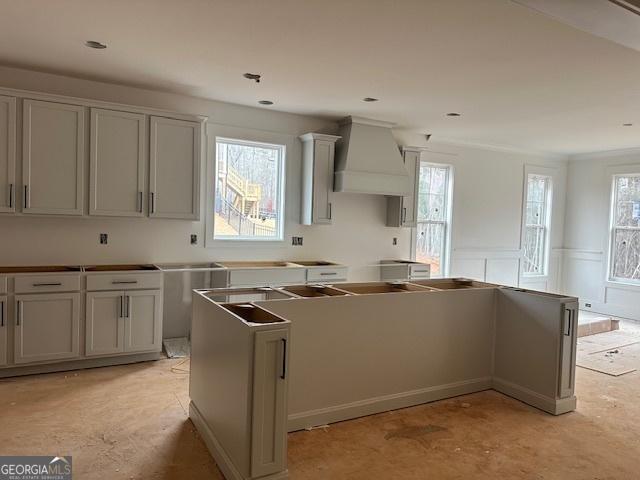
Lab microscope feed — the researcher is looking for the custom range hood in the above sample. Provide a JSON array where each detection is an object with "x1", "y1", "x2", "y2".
[{"x1": 333, "y1": 116, "x2": 411, "y2": 196}]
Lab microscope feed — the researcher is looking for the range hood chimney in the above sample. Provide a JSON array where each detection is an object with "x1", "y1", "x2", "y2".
[{"x1": 333, "y1": 116, "x2": 411, "y2": 196}]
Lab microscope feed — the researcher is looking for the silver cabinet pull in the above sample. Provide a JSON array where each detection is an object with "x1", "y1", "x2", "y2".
[
  {"x1": 118, "y1": 295, "x2": 123, "y2": 318},
  {"x1": 280, "y1": 338, "x2": 287, "y2": 380},
  {"x1": 126, "y1": 295, "x2": 130, "y2": 318},
  {"x1": 402, "y1": 207, "x2": 407, "y2": 223},
  {"x1": 150, "y1": 192, "x2": 155, "y2": 214},
  {"x1": 138, "y1": 191, "x2": 143, "y2": 213},
  {"x1": 23, "y1": 185, "x2": 29, "y2": 209},
  {"x1": 16, "y1": 300, "x2": 21, "y2": 326},
  {"x1": 111, "y1": 280, "x2": 138, "y2": 285},
  {"x1": 32, "y1": 282, "x2": 62, "y2": 287},
  {"x1": 328, "y1": 202, "x2": 332, "y2": 220},
  {"x1": 0, "y1": 300, "x2": 4, "y2": 327},
  {"x1": 8, "y1": 184, "x2": 13, "y2": 208},
  {"x1": 320, "y1": 272, "x2": 337, "y2": 276},
  {"x1": 564, "y1": 309, "x2": 573, "y2": 336}
]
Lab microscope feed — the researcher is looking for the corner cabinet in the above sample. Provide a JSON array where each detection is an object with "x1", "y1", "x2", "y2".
[
  {"x1": 22, "y1": 100, "x2": 85, "y2": 215},
  {"x1": 149, "y1": 116, "x2": 201, "y2": 220},
  {"x1": 90, "y1": 108, "x2": 146, "y2": 217},
  {"x1": 386, "y1": 147, "x2": 420, "y2": 228},
  {"x1": 299, "y1": 133, "x2": 341, "y2": 225},
  {"x1": 0, "y1": 96, "x2": 16, "y2": 213}
]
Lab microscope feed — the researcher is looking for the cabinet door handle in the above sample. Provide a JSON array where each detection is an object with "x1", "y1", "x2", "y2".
[
  {"x1": 138, "y1": 191, "x2": 143, "y2": 213},
  {"x1": 24, "y1": 185, "x2": 29, "y2": 209},
  {"x1": 150, "y1": 192, "x2": 155, "y2": 214},
  {"x1": 111, "y1": 280, "x2": 138, "y2": 285},
  {"x1": 402, "y1": 207, "x2": 407, "y2": 223},
  {"x1": 32, "y1": 282, "x2": 62, "y2": 287},
  {"x1": 328, "y1": 202, "x2": 332, "y2": 220},
  {"x1": 126, "y1": 295, "x2": 130, "y2": 318},
  {"x1": 320, "y1": 272, "x2": 337, "y2": 276},
  {"x1": 0, "y1": 300, "x2": 4, "y2": 327},
  {"x1": 564, "y1": 309, "x2": 572, "y2": 336},
  {"x1": 118, "y1": 295, "x2": 123, "y2": 318},
  {"x1": 8, "y1": 183, "x2": 13, "y2": 208},
  {"x1": 280, "y1": 338, "x2": 287, "y2": 380},
  {"x1": 16, "y1": 300, "x2": 21, "y2": 326}
]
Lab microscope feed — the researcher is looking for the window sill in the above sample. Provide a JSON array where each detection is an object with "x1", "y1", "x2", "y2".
[{"x1": 605, "y1": 279, "x2": 640, "y2": 291}]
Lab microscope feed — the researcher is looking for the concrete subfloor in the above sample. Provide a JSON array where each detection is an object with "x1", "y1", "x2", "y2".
[{"x1": 0, "y1": 358, "x2": 639, "y2": 480}]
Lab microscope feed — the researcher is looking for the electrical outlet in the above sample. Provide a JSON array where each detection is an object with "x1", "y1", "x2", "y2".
[
  {"x1": 585, "y1": 302, "x2": 592, "y2": 308},
  {"x1": 190, "y1": 234, "x2": 198, "y2": 245},
  {"x1": 392, "y1": 237, "x2": 398, "y2": 246},
  {"x1": 292, "y1": 236, "x2": 303, "y2": 246},
  {"x1": 99, "y1": 233, "x2": 108, "y2": 245}
]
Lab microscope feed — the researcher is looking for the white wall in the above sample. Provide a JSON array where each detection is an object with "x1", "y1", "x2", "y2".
[
  {"x1": 394, "y1": 133, "x2": 568, "y2": 290},
  {"x1": 562, "y1": 149, "x2": 640, "y2": 319},
  {"x1": 0, "y1": 66, "x2": 411, "y2": 280}
]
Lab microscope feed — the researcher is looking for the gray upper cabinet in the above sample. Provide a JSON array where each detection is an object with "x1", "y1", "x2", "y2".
[
  {"x1": 149, "y1": 116, "x2": 201, "y2": 220},
  {"x1": 386, "y1": 147, "x2": 420, "y2": 228},
  {"x1": 0, "y1": 96, "x2": 16, "y2": 213},
  {"x1": 90, "y1": 108, "x2": 146, "y2": 217},
  {"x1": 299, "y1": 133, "x2": 340, "y2": 225},
  {"x1": 22, "y1": 99, "x2": 85, "y2": 215}
]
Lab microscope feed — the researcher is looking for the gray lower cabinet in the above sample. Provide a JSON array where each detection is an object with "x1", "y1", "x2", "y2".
[
  {"x1": 86, "y1": 291, "x2": 125, "y2": 356},
  {"x1": 124, "y1": 290, "x2": 162, "y2": 353},
  {"x1": 251, "y1": 329, "x2": 288, "y2": 478},
  {"x1": 89, "y1": 108, "x2": 146, "y2": 217},
  {"x1": 86, "y1": 289, "x2": 162, "y2": 356},
  {"x1": 0, "y1": 296, "x2": 7, "y2": 366},
  {"x1": 14, "y1": 292, "x2": 80, "y2": 364},
  {"x1": 22, "y1": 99, "x2": 85, "y2": 215},
  {"x1": 0, "y1": 95, "x2": 16, "y2": 214}
]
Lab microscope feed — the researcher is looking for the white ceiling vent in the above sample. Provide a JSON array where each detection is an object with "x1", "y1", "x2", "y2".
[{"x1": 513, "y1": 0, "x2": 640, "y2": 51}]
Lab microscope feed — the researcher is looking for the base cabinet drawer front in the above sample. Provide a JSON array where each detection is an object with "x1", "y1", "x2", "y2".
[
  {"x1": 228, "y1": 268, "x2": 306, "y2": 287},
  {"x1": 251, "y1": 328, "x2": 288, "y2": 478},
  {"x1": 14, "y1": 274, "x2": 81, "y2": 294},
  {"x1": 0, "y1": 276, "x2": 6, "y2": 294},
  {"x1": 86, "y1": 273, "x2": 162, "y2": 292},
  {"x1": 409, "y1": 264, "x2": 430, "y2": 279},
  {"x1": 124, "y1": 290, "x2": 162, "y2": 353},
  {"x1": 306, "y1": 267, "x2": 348, "y2": 283},
  {"x1": 14, "y1": 292, "x2": 80, "y2": 364},
  {"x1": 0, "y1": 296, "x2": 7, "y2": 366},
  {"x1": 86, "y1": 291, "x2": 125, "y2": 356}
]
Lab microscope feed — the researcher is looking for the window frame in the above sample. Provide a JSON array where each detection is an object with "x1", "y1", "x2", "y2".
[
  {"x1": 205, "y1": 124, "x2": 292, "y2": 248},
  {"x1": 607, "y1": 172, "x2": 640, "y2": 286},
  {"x1": 412, "y1": 160, "x2": 454, "y2": 278},
  {"x1": 521, "y1": 172, "x2": 553, "y2": 278}
]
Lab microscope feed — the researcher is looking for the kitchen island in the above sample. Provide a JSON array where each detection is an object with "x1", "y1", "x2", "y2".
[{"x1": 189, "y1": 279, "x2": 578, "y2": 480}]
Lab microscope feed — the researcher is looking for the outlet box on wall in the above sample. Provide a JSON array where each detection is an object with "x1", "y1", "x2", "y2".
[{"x1": 99, "y1": 233, "x2": 108, "y2": 245}]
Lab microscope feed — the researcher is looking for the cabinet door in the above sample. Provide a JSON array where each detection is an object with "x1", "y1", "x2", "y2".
[
  {"x1": 90, "y1": 109, "x2": 145, "y2": 217},
  {"x1": 14, "y1": 292, "x2": 80, "y2": 364},
  {"x1": 0, "y1": 296, "x2": 7, "y2": 366},
  {"x1": 22, "y1": 100, "x2": 85, "y2": 215},
  {"x1": 149, "y1": 116, "x2": 201, "y2": 219},
  {"x1": 251, "y1": 328, "x2": 288, "y2": 478},
  {"x1": 86, "y1": 291, "x2": 125, "y2": 356},
  {"x1": 124, "y1": 290, "x2": 162, "y2": 353},
  {"x1": 312, "y1": 140, "x2": 334, "y2": 224},
  {"x1": 402, "y1": 150, "x2": 419, "y2": 227},
  {"x1": 0, "y1": 96, "x2": 16, "y2": 213}
]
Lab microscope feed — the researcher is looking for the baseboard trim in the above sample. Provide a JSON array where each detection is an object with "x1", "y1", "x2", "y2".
[
  {"x1": 492, "y1": 377, "x2": 576, "y2": 415},
  {"x1": 287, "y1": 377, "x2": 493, "y2": 431},
  {"x1": 0, "y1": 352, "x2": 162, "y2": 378},
  {"x1": 189, "y1": 401, "x2": 289, "y2": 480}
]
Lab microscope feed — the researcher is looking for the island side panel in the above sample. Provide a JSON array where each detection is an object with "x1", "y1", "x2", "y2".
[
  {"x1": 493, "y1": 288, "x2": 578, "y2": 415},
  {"x1": 257, "y1": 288, "x2": 496, "y2": 431}
]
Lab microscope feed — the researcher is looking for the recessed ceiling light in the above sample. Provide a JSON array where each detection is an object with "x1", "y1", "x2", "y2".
[
  {"x1": 446, "y1": 112, "x2": 461, "y2": 117},
  {"x1": 85, "y1": 40, "x2": 107, "y2": 49},
  {"x1": 258, "y1": 100, "x2": 274, "y2": 105},
  {"x1": 244, "y1": 73, "x2": 261, "y2": 83},
  {"x1": 623, "y1": 123, "x2": 633, "y2": 126},
  {"x1": 363, "y1": 97, "x2": 379, "y2": 102}
]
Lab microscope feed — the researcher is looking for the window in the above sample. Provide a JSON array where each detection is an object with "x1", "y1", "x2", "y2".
[
  {"x1": 609, "y1": 174, "x2": 640, "y2": 283},
  {"x1": 523, "y1": 174, "x2": 552, "y2": 276},
  {"x1": 415, "y1": 163, "x2": 452, "y2": 277},
  {"x1": 214, "y1": 138, "x2": 285, "y2": 241}
]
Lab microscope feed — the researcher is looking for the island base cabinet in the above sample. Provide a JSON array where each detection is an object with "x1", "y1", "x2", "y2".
[
  {"x1": 0, "y1": 297, "x2": 6, "y2": 366},
  {"x1": 124, "y1": 290, "x2": 162, "y2": 353},
  {"x1": 251, "y1": 329, "x2": 288, "y2": 478},
  {"x1": 14, "y1": 293, "x2": 80, "y2": 364}
]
